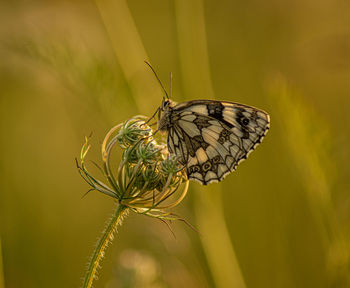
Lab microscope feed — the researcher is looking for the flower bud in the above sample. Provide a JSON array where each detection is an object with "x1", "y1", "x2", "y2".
[{"x1": 77, "y1": 116, "x2": 189, "y2": 219}]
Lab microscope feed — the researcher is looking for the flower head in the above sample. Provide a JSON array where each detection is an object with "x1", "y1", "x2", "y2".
[{"x1": 77, "y1": 116, "x2": 188, "y2": 219}]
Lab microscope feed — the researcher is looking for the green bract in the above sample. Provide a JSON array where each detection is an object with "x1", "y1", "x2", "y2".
[{"x1": 116, "y1": 117, "x2": 152, "y2": 148}]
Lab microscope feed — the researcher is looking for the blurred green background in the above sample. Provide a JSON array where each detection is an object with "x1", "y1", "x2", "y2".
[{"x1": 1, "y1": 0, "x2": 350, "y2": 287}]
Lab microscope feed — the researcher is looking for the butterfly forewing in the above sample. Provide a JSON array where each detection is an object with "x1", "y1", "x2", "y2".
[{"x1": 165, "y1": 100, "x2": 270, "y2": 185}]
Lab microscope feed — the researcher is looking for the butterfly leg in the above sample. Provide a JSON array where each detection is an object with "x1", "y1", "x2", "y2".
[{"x1": 143, "y1": 107, "x2": 160, "y2": 126}]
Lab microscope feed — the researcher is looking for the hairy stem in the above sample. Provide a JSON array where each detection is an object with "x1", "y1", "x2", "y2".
[{"x1": 83, "y1": 204, "x2": 128, "y2": 288}]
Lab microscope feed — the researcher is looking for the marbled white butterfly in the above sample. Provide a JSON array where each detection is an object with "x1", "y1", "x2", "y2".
[{"x1": 146, "y1": 63, "x2": 270, "y2": 185}]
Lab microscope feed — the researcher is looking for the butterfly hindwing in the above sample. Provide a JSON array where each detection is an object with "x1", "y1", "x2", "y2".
[{"x1": 167, "y1": 100, "x2": 270, "y2": 185}]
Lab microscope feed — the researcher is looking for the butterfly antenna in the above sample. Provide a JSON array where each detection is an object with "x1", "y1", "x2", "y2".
[{"x1": 144, "y1": 61, "x2": 169, "y2": 99}]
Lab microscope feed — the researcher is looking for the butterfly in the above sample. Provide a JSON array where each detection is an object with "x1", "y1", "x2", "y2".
[{"x1": 146, "y1": 62, "x2": 270, "y2": 185}]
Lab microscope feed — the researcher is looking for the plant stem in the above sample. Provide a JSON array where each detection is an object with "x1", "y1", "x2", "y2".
[{"x1": 83, "y1": 204, "x2": 128, "y2": 288}]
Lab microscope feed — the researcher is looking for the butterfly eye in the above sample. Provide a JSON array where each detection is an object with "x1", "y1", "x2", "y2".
[{"x1": 161, "y1": 99, "x2": 168, "y2": 109}]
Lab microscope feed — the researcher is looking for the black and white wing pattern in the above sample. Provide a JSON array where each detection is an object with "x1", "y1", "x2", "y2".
[{"x1": 166, "y1": 100, "x2": 270, "y2": 185}]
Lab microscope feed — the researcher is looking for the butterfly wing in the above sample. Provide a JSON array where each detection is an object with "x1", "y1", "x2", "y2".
[{"x1": 167, "y1": 100, "x2": 270, "y2": 185}]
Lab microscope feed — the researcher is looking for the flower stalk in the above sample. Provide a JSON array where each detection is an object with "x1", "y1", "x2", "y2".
[{"x1": 82, "y1": 204, "x2": 128, "y2": 288}]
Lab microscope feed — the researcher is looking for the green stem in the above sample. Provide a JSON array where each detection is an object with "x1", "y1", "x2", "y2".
[{"x1": 83, "y1": 204, "x2": 128, "y2": 288}]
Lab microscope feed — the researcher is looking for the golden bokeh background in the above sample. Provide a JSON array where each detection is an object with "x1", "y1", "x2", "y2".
[{"x1": 1, "y1": 1, "x2": 350, "y2": 287}]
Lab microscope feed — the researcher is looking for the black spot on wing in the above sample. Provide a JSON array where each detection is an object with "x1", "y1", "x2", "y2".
[
  {"x1": 233, "y1": 110, "x2": 250, "y2": 139},
  {"x1": 207, "y1": 102, "x2": 234, "y2": 129},
  {"x1": 193, "y1": 115, "x2": 211, "y2": 129}
]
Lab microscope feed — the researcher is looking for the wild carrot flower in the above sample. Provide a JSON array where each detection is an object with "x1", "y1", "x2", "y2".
[{"x1": 77, "y1": 115, "x2": 189, "y2": 288}]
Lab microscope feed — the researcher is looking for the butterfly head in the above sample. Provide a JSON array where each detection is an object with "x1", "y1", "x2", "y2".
[
  {"x1": 157, "y1": 98, "x2": 176, "y2": 131},
  {"x1": 160, "y1": 98, "x2": 177, "y2": 112}
]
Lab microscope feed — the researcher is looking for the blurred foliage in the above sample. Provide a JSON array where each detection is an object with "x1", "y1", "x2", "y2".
[{"x1": 1, "y1": 0, "x2": 350, "y2": 287}]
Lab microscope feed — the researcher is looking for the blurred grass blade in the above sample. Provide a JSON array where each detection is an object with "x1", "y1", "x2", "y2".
[
  {"x1": 268, "y1": 77, "x2": 350, "y2": 286},
  {"x1": 175, "y1": 1, "x2": 246, "y2": 287},
  {"x1": 268, "y1": 77, "x2": 334, "y2": 233},
  {"x1": 94, "y1": 0, "x2": 163, "y2": 114},
  {"x1": 195, "y1": 189, "x2": 246, "y2": 288},
  {"x1": 0, "y1": 239, "x2": 5, "y2": 288},
  {"x1": 174, "y1": 0, "x2": 214, "y2": 100}
]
